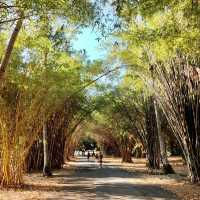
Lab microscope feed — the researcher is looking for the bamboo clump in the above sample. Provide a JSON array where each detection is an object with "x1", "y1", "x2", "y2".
[{"x1": 153, "y1": 54, "x2": 200, "y2": 183}]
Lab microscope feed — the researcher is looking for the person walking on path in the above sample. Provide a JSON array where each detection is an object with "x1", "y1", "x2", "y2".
[
  {"x1": 87, "y1": 151, "x2": 91, "y2": 161},
  {"x1": 99, "y1": 151, "x2": 103, "y2": 168},
  {"x1": 92, "y1": 151, "x2": 95, "y2": 157}
]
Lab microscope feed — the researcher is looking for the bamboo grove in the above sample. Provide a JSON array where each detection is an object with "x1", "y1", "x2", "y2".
[{"x1": 0, "y1": 0, "x2": 200, "y2": 188}]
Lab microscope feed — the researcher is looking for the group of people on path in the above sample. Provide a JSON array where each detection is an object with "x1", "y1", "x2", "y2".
[{"x1": 87, "y1": 151, "x2": 103, "y2": 168}]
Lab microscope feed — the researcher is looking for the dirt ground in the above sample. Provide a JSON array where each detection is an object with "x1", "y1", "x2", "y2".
[
  {"x1": 105, "y1": 157, "x2": 200, "y2": 200},
  {"x1": 0, "y1": 157, "x2": 199, "y2": 200}
]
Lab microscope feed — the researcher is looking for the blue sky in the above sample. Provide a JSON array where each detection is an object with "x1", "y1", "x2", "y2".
[
  {"x1": 71, "y1": 1, "x2": 117, "y2": 61},
  {"x1": 72, "y1": 27, "x2": 107, "y2": 61}
]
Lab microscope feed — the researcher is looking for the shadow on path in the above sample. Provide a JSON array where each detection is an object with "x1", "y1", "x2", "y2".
[{"x1": 23, "y1": 157, "x2": 179, "y2": 200}]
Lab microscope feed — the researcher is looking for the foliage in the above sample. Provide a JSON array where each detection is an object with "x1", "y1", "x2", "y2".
[
  {"x1": 0, "y1": 0, "x2": 200, "y2": 187},
  {"x1": 107, "y1": 0, "x2": 200, "y2": 181},
  {"x1": 0, "y1": 12, "x2": 104, "y2": 185}
]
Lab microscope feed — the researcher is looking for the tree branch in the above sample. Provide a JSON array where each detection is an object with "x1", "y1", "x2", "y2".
[
  {"x1": 0, "y1": 12, "x2": 24, "y2": 79},
  {"x1": 70, "y1": 65, "x2": 125, "y2": 97}
]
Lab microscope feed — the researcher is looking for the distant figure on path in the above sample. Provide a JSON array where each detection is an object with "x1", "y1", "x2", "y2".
[
  {"x1": 99, "y1": 152, "x2": 103, "y2": 168},
  {"x1": 92, "y1": 151, "x2": 95, "y2": 157},
  {"x1": 82, "y1": 150, "x2": 85, "y2": 156},
  {"x1": 87, "y1": 151, "x2": 91, "y2": 161}
]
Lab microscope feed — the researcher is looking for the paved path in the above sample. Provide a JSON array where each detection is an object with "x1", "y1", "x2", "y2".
[
  {"x1": 56, "y1": 157, "x2": 178, "y2": 200},
  {"x1": 0, "y1": 157, "x2": 179, "y2": 200}
]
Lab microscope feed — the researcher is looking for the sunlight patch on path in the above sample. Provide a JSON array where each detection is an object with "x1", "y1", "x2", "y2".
[{"x1": 69, "y1": 157, "x2": 178, "y2": 200}]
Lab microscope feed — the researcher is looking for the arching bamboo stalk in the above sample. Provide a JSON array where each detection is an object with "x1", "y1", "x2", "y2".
[{"x1": 153, "y1": 54, "x2": 200, "y2": 183}]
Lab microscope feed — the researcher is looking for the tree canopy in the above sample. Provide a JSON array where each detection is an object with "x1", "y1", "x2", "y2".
[{"x1": 0, "y1": 0, "x2": 200, "y2": 187}]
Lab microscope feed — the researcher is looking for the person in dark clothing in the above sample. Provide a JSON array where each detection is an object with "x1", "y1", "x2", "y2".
[
  {"x1": 87, "y1": 151, "x2": 91, "y2": 161},
  {"x1": 92, "y1": 151, "x2": 95, "y2": 157},
  {"x1": 99, "y1": 152, "x2": 103, "y2": 168}
]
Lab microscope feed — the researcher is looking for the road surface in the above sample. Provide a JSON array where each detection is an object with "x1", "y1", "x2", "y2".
[{"x1": 0, "y1": 157, "x2": 178, "y2": 200}]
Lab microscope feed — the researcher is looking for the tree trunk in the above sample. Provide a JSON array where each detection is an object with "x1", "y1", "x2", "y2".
[
  {"x1": 153, "y1": 55, "x2": 200, "y2": 183},
  {"x1": 26, "y1": 128, "x2": 66, "y2": 172},
  {"x1": 122, "y1": 153, "x2": 132, "y2": 163},
  {"x1": 154, "y1": 99, "x2": 174, "y2": 174},
  {"x1": 183, "y1": 140, "x2": 200, "y2": 183},
  {"x1": 26, "y1": 113, "x2": 68, "y2": 172},
  {"x1": 150, "y1": 66, "x2": 174, "y2": 174},
  {"x1": 183, "y1": 101, "x2": 200, "y2": 183},
  {"x1": 145, "y1": 97, "x2": 160, "y2": 170},
  {"x1": 43, "y1": 123, "x2": 52, "y2": 177},
  {"x1": 121, "y1": 145, "x2": 133, "y2": 163},
  {"x1": 0, "y1": 13, "x2": 23, "y2": 79}
]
